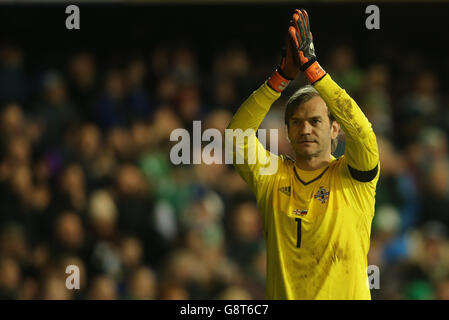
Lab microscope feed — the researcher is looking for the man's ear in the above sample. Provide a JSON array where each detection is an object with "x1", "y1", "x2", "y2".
[
  {"x1": 285, "y1": 125, "x2": 290, "y2": 142},
  {"x1": 331, "y1": 121, "x2": 340, "y2": 140}
]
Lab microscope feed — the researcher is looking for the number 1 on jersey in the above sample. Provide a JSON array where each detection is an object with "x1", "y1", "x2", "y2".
[{"x1": 295, "y1": 218, "x2": 302, "y2": 248}]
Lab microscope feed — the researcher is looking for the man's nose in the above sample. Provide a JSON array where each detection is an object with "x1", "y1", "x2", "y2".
[{"x1": 299, "y1": 121, "x2": 313, "y2": 135}]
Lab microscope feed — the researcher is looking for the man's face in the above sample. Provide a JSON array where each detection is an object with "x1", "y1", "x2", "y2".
[{"x1": 287, "y1": 96, "x2": 339, "y2": 159}]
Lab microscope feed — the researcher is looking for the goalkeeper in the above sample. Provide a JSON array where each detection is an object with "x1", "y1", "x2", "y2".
[{"x1": 227, "y1": 9, "x2": 379, "y2": 299}]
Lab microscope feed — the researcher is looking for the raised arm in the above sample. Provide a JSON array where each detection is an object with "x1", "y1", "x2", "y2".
[
  {"x1": 314, "y1": 75, "x2": 379, "y2": 178},
  {"x1": 290, "y1": 9, "x2": 379, "y2": 181},
  {"x1": 226, "y1": 83, "x2": 279, "y2": 194},
  {"x1": 226, "y1": 24, "x2": 302, "y2": 193}
]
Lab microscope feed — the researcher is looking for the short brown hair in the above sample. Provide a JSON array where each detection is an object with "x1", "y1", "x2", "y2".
[{"x1": 285, "y1": 85, "x2": 338, "y2": 153}]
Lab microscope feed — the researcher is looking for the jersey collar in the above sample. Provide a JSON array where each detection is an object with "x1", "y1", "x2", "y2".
[{"x1": 293, "y1": 156, "x2": 336, "y2": 186}]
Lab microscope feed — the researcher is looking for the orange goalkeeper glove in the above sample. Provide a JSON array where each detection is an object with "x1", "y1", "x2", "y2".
[
  {"x1": 267, "y1": 9, "x2": 326, "y2": 92},
  {"x1": 289, "y1": 9, "x2": 326, "y2": 84},
  {"x1": 267, "y1": 16, "x2": 301, "y2": 93}
]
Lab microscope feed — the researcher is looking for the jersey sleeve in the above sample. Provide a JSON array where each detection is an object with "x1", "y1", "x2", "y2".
[
  {"x1": 226, "y1": 81, "x2": 281, "y2": 197},
  {"x1": 313, "y1": 74, "x2": 379, "y2": 181}
]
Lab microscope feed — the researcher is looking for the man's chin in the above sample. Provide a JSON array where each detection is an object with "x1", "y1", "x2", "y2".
[{"x1": 295, "y1": 148, "x2": 320, "y2": 159}]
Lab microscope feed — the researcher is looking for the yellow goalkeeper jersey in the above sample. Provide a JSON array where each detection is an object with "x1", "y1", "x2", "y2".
[{"x1": 227, "y1": 74, "x2": 379, "y2": 300}]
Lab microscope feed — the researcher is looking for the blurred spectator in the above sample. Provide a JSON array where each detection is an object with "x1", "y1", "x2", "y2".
[
  {"x1": 67, "y1": 52, "x2": 98, "y2": 122},
  {"x1": 0, "y1": 43, "x2": 26, "y2": 106},
  {"x1": 87, "y1": 275, "x2": 118, "y2": 300},
  {"x1": 74, "y1": 123, "x2": 115, "y2": 190},
  {"x1": 436, "y1": 278, "x2": 449, "y2": 300},
  {"x1": 360, "y1": 65, "x2": 394, "y2": 138},
  {"x1": 414, "y1": 222, "x2": 449, "y2": 283},
  {"x1": 420, "y1": 160, "x2": 449, "y2": 228},
  {"x1": 88, "y1": 189, "x2": 118, "y2": 241},
  {"x1": 124, "y1": 56, "x2": 152, "y2": 120},
  {"x1": 225, "y1": 202, "x2": 264, "y2": 270},
  {"x1": 211, "y1": 46, "x2": 254, "y2": 107},
  {"x1": 90, "y1": 241, "x2": 121, "y2": 279},
  {"x1": 327, "y1": 45, "x2": 364, "y2": 95},
  {"x1": 158, "y1": 281, "x2": 189, "y2": 300},
  {"x1": 107, "y1": 127, "x2": 136, "y2": 162},
  {"x1": 172, "y1": 46, "x2": 198, "y2": 86},
  {"x1": 0, "y1": 218, "x2": 30, "y2": 262},
  {"x1": 0, "y1": 256, "x2": 21, "y2": 299},
  {"x1": 375, "y1": 136, "x2": 420, "y2": 233},
  {"x1": 119, "y1": 236, "x2": 144, "y2": 275},
  {"x1": 161, "y1": 250, "x2": 203, "y2": 298},
  {"x1": 398, "y1": 70, "x2": 442, "y2": 145},
  {"x1": 245, "y1": 247, "x2": 267, "y2": 299},
  {"x1": 213, "y1": 46, "x2": 250, "y2": 80},
  {"x1": 126, "y1": 266, "x2": 156, "y2": 300},
  {"x1": 154, "y1": 75, "x2": 178, "y2": 106},
  {"x1": 41, "y1": 273, "x2": 73, "y2": 300},
  {"x1": 35, "y1": 71, "x2": 79, "y2": 150},
  {"x1": 217, "y1": 285, "x2": 253, "y2": 300},
  {"x1": 56, "y1": 163, "x2": 87, "y2": 213},
  {"x1": 94, "y1": 70, "x2": 126, "y2": 130},
  {"x1": 175, "y1": 84, "x2": 203, "y2": 130},
  {"x1": 19, "y1": 277, "x2": 39, "y2": 300},
  {"x1": 211, "y1": 78, "x2": 238, "y2": 110},
  {"x1": 149, "y1": 46, "x2": 171, "y2": 80},
  {"x1": 1, "y1": 103, "x2": 24, "y2": 138},
  {"x1": 115, "y1": 164, "x2": 168, "y2": 267},
  {"x1": 149, "y1": 106, "x2": 182, "y2": 147},
  {"x1": 203, "y1": 109, "x2": 232, "y2": 137},
  {"x1": 52, "y1": 212, "x2": 87, "y2": 258}
]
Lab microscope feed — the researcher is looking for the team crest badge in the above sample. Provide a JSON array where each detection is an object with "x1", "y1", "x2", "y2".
[
  {"x1": 314, "y1": 186, "x2": 330, "y2": 204},
  {"x1": 293, "y1": 209, "x2": 308, "y2": 216}
]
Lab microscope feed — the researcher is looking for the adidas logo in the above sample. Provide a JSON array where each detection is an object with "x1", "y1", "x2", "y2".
[{"x1": 279, "y1": 186, "x2": 291, "y2": 196}]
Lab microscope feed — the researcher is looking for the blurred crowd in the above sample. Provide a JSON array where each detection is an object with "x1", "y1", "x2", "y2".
[{"x1": 0, "y1": 38, "x2": 449, "y2": 300}]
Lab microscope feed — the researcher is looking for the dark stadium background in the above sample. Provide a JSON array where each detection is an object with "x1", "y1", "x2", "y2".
[
  {"x1": 1, "y1": 3, "x2": 448, "y2": 79},
  {"x1": 0, "y1": 2, "x2": 449, "y2": 300}
]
